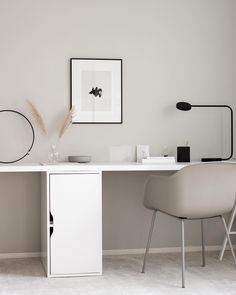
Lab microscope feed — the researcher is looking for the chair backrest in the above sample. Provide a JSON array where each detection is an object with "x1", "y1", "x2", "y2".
[{"x1": 144, "y1": 163, "x2": 236, "y2": 218}]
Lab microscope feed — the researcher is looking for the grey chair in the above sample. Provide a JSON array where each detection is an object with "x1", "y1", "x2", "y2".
[{"x1": 141, "y1": 163, "x2": 236, "y2": 288}]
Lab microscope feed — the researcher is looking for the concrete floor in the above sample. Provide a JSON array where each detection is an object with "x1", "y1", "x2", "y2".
[{"x1": 0, "y1": 252, "x2": 235, "y2": 295}]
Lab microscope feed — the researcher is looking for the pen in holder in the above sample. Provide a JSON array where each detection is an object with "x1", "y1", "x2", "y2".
[{"x1": 177, "y1": 146, "x2": 190, "y2": 162}]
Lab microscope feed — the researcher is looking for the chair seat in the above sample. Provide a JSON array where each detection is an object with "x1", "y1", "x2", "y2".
[{"x1": 144, "y1": 163, "x2": 236, "y2": 219}]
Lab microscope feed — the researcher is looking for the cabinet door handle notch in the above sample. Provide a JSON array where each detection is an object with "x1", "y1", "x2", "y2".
[{"x1": 50, "y1": 212, "x2": 54, "y2": 237}]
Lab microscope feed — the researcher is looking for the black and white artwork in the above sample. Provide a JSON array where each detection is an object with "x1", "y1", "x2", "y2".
[{"x1": 70, "y1": 58, "x2": 122, "y2": 123}]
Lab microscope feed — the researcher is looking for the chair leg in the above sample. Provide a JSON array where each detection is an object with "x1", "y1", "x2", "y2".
[
  {"x1": 220, "y1": 216, "x2": 236, "y2": 267},
  {"x1": 219, "y1": 199, "x2": 236, "y2": 261},
  {"x1": 141, "y1": 210, "x2": 157, "y2": 273},
  {"x1": 201, "y1": 219, "x2": 206, "y2": 267},
  {"x1": 181, "y1": 219, "x2": 185, "y2": 288}
]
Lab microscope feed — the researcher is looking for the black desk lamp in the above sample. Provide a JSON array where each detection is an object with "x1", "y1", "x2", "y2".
[{"x1": 176, "y1": 101, "x2": 233, "y2": 162}]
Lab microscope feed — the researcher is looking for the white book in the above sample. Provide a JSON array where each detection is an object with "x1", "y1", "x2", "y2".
[{"x1": 142, "y1": 156, "x2": 175, "y2": 164}]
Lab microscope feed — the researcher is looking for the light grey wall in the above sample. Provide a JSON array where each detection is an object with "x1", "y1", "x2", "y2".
[
  {"x1": 0, "y1": 0, "x2": 235, "y2": 253},
  {"x1": 0, "y1": 173, "x2": 41, "y2": 253}
]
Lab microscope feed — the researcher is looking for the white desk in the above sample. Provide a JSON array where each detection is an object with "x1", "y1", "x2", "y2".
[
  {"x1": 0, "y1": 162, "x2": 189, "y2": 277},
  {"x1": 0, "y1": 162, "x2": 188, "y2": 172}
]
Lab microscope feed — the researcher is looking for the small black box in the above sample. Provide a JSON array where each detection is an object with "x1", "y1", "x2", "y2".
[{"x1": 177, "y1": 146, "x2": 190, "y2": 162}]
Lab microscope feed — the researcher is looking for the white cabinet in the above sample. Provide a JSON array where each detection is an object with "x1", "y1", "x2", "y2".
[{"x1": 41, "y1": 172, "x2": 102, "y2": 277}]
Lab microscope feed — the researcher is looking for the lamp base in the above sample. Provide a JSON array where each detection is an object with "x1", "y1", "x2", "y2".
[{"x1": 201, "y1": 157, "x2": 222, "y2": 162}]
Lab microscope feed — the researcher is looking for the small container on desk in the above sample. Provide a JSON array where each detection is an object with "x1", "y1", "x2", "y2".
[{"x1": 177, "y1": 146, "x2": 190, "y2": 162}]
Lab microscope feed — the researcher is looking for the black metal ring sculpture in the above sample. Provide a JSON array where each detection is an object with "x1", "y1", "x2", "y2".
[{"x1": 0, "y1": 110, "x2": 35, "y2": 164}]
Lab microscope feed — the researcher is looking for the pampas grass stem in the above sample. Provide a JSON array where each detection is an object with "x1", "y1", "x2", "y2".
[
  {"x1": 59, "y1": 107, "x2": 75, "y2": 139},
  {"x1": 27, "y1": 99, "x2": 47, "y2": 135}
]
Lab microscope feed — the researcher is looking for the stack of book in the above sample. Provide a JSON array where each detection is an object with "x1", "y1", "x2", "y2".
[{"x1": 141, "y1": 156, "x2": 175, "y2": 164}]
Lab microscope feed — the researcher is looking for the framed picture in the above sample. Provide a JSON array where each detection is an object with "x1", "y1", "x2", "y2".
[{"x1": 70, "y1": 58, "x2": 122, "y2": 124}]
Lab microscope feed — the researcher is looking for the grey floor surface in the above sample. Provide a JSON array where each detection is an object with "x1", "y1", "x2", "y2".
[{"x1": 0, "y1": 252, "x2": 235, "y2": 295}]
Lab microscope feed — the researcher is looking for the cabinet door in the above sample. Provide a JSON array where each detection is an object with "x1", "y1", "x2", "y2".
[{"x1": 50, "y1": 173, "x2": 101, "y2": 276}]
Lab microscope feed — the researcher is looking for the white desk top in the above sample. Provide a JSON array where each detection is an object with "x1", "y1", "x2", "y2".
[
  {"x1": 0, "y1": 162, "x2": 190, "y2": 172},
  {"x1": 1, "y1": 161, "x2": 235, "y2": 172}
]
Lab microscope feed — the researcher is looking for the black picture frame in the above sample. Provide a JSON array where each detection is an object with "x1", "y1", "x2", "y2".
[{"x1": 70, "y1": 58, "x2": 123, "y2": 124}]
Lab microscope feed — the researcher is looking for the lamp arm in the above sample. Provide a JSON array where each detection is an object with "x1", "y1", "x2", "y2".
[
  {"x1": 222, "y1": 105, "x2": 233, "y2": 161},
  {"x1": 191, "y1": 104, "x2": 233, "y2": 161}
]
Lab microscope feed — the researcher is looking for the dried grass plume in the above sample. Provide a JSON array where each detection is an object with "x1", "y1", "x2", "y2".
[
  {"x1": 27, "y1": 99, "x2": 47, "y2": 135},
  {"x1": 59, "y1": 107, "x2": 75, "y2": 139}
]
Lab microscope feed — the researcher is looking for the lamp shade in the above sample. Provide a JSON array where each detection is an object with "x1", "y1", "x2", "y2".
[{"x1": 176, "y1": 102, "x2": 192, "y2": 111}]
